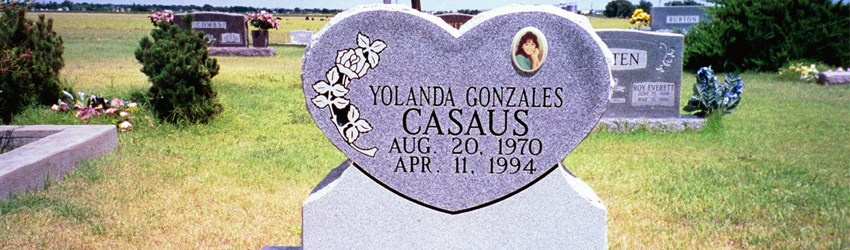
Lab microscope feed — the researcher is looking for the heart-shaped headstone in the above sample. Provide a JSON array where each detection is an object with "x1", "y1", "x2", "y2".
[{"x1": 303, "y1": 5, "x2": 613, "y2": 213}]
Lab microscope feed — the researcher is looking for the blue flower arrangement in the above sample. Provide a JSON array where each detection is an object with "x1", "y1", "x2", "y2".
[{"x1": 683, "y1": 66, "x2": 744, "y2": 117}]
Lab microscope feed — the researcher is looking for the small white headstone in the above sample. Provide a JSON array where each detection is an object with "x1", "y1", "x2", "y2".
[{"x1": 289, "y1": 30, "x2": 313, "y2": 45}]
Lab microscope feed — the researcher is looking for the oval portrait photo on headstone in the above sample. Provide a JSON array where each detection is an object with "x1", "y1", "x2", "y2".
[{"x1": 512, "y1": 27, "x2": 547, "y2": 73}]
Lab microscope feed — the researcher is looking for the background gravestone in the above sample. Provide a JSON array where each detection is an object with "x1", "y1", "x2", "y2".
[
  {"x1": 596, "y1": 29, "x2": 703, "y2": 131},
  {"x1": 650, "y1": 6, "x2": 710, "y2": 33},
  {"x1": 298, "y1": 4, "x2": 611, "y2": 249},
  {"x1": 288, "y1": 30, "x2": 313, "y2": 45},
  {"x1": 597, "y1": 29, "x2": 682, "y2": 118},
  {"x1": 174, "y1": 12, "x2": 248, "y2": 47},
  {"x1": 437, "y1": 13, "x2": 473, "y2": 29}
]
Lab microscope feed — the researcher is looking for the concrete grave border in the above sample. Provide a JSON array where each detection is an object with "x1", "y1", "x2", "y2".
[{"x1": 0, "y1": 125, "x2": 117, "y2": 198}]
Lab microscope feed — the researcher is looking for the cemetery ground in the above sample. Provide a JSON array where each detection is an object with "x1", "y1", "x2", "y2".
[{"x1": 0, "y1": 13, "x2": 848, "y2": 249}]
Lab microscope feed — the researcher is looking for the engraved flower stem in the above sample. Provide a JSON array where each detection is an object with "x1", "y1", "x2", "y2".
[{"x1": 324, "y1": 73, "x2": 378, "y2": 157}]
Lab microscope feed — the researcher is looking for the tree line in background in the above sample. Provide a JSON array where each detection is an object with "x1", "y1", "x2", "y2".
[
  {"x1": 603, "y1": 0, "x2": 657, "y2": 18},
  {"x1": 23, "y1": 0, "x2": 342, "y2": 14},
  {"x1": 603, "y1": 0, "x2": 703, "y2": 18}
]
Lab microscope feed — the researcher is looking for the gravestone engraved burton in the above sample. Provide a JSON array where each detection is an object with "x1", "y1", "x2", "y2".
[
  {"x1": 298, "y1": 4, "x2": 612, "y2": 249},
  {"x1": 650, "y1": 6, "x2": 710, "y2": 33}
]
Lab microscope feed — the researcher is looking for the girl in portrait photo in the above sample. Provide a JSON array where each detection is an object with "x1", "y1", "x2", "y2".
[{"x1": 513, "y1": 28, "x2": 546, "y2": 72}]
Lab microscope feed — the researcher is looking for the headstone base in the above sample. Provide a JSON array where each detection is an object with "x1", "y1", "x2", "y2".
[
  {"x1": 209, "y1": 47, "x2": 276, "y2": 57},
  {"x1": 300, "y1": 160, "x2": 607, "y2": 249},
  {"x1": 598, "y1": 115, "x2": 705, "y2": 132}
]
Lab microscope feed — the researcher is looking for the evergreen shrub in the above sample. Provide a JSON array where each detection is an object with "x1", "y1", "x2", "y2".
[
  {"x1": 0, "y1": 1, "x2": 65, "y2": 123},
  {"x1": 684, "y1": 0, "x2": 850, "y2": 72},
  {"x1": 134, "y1": 14, "x2": 221, "y2": 123}
]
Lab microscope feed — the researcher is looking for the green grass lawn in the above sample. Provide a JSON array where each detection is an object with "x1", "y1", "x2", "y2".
[{"x1": 1, "y1": 12, "x2": 848, "y2": 249}]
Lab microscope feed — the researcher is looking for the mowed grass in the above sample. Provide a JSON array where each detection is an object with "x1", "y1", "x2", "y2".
[{"x1": 2, "y1": 12, "x2": 848, "y2": 249}]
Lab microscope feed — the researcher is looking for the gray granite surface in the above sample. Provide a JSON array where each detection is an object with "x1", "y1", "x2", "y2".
[
  {"x1": 301, "y1": 160, "x2": 607, "y2": 249},
  {"x1": 302, "y1": 4, "x2": 613, "y2": 213},
  {"x1": 650, "y1": 6, "x2": 710, "y2": 33},
  {"x1": 597, "y1": 29, "x2": 684, "y2": 119}
]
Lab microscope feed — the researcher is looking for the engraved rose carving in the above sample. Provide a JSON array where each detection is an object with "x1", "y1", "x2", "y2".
[
  {"x1": 310, "y1": 32, "x2": 386, "y2": 157},
  {"x1": 312, "y1": 67, "x2": 351, "y2": 109},
  {"x1": 335, "y1": 33, "x2": 387, "y2": 80},
  {"x1": 336, "y1": 48, "x2": 369, "y2": 79}
]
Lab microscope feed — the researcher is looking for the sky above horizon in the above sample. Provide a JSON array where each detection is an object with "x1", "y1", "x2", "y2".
[{"x1": 62, "y1": 0, "x2": 704, "y2": 12}]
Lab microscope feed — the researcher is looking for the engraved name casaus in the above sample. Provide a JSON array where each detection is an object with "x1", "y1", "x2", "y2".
[{"x1": 303, "y1": 7, "x2": 612, "y2": 213}]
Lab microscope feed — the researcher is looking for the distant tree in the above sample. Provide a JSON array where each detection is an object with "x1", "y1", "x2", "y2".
[
  {"x1": 638, "y1": 0, "x2": 653, "y2": 14},
  {"x1": 457, "y1": 9, "x2": 480, "y2": 15},
  {"x1": 664, "y1": 0, "x2": 703, "y2": 6},
  {"x1": 294, "y1": 7, "x2": 301, "y2": 13},
  {"x1": 60, "y1": 0, "x2": 73, "y2": 9},
  {"x1": 603, "y1": 0, "x2": 635, "y2": 18},
  {"x1": 202, "y1": 4, "x2": 213, "y2": 11}
]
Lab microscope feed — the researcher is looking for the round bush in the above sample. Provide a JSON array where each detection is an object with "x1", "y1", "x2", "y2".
[{"x1": 134, "y1": 14, "x2": 221, "y2": 123}]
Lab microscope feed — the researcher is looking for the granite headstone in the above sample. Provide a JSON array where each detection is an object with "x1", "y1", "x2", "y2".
[
  {"x1": 650, "y1": 6, "x2": 710, "y2": 33},
  {"x1": 289, "y1": 30, "x2": 313, "y2": 45},
  {"x1": 174, "y1": 12, "x2": 249, "y2": 47},
  {"x1": 596, "y1": 29, "x2": 683, "y2": 118},
  {"x1": 303, "y1": 4, "x2": 612, "y2": 213},
  {"x1": 299, "y1": 4, "x2": 611, "y2": 249}
]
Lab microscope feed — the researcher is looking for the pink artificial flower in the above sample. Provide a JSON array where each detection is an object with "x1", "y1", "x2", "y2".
[
  {"x1": 51, "y1": 104, "x2": 60, "y2": 111},
  {"x1": 105, "y1": 108, "x2": 118, "y2": 115},
  {"x1": 120, "y1": 111, "x2": 130, "y2": 118},
  {"x1": 127, "y1": 102, "x2": 138, "y2": 109},
  {"x1": 118, "y1": 121, "x2": 134, "y2": 131},
  {"x1": 77, "y1": 106, "x2": 96, "y2": 121},
  {"x1": 110, "y1": 98, "x2": 124, "y2": 108}
]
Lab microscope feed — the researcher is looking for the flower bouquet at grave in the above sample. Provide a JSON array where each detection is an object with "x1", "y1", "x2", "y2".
[
  {"x1": 147, "y1": 11, "x2": 173, "y2": 26},
  {"x1": 629, "y1": 9, "x2": 651, "y2": 28},
  {"x1": 49, "y1": 91, "x2": 141, "y2": 131},
  {"x1": 778, "y1": 62, "x2": 831, "y2": 82},
  {"x1": 683, "y1": 66, "x2": 744, "y2": 117},
  {"x1": 247, "y1": 11, "x2": 280, "y2": 30}
]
